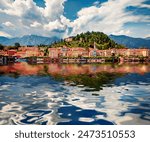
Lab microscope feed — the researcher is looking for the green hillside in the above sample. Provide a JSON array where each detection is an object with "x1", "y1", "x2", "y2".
[{"x1": 51, "y1": 31, "x2": 125, "y2": 50}]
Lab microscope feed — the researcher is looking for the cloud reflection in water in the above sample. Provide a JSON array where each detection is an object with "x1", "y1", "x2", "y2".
[{"x1": 0, "y1": 63, "x2": 150, "y2": 125}]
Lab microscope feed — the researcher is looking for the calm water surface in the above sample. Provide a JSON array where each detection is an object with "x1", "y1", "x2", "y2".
[{"x1": 0, "y1": 62, "x2": 150, "y2": 125}]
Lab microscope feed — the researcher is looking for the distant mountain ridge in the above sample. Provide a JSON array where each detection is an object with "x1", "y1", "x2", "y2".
[
  {"x1": 109, "y1": 35, "x2": 150, "y2": 48},
  {"x1": 0, "y1": 35, "x2": 59, "y2": 46},
  {"x1": 0, "y1": 34, "x2": 150, "y2": 48},
  {"x1": 145, "y1": 37, "x2": 150, "y2": 40}
]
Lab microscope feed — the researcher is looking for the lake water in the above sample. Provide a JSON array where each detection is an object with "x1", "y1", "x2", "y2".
[{"x1": 0, "y1": 62, "x2": 150, "y2": 125}]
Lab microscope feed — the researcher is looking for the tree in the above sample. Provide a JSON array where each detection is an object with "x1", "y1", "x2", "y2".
[
  {"x1": 51, "y1": 31, "x2": 125, "y2": 49},
  {"x1": 44, "y1": 47, "x2": 49, "y2": 56},
  {"x1": 14, "y1": 42, "x2": 21, "y2": 48},
  {"x1": 0, "y1": 44, "x2": 4, "y2": 50}
]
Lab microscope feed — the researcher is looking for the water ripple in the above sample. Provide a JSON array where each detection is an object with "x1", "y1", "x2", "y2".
[{"x1": 0, "y1": 63, "x2": 150, "y2": 125}]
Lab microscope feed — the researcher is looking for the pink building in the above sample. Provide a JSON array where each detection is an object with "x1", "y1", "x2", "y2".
[
  {"x1": 48, "y1": 48, "x2": 60, "y2": 58},
  {"x1": 0, "y1": 46, "x2": 149, "y2": 59},
  {"x1": 48, "y1": 47, "x2": 150, "y2": 58},
  {"x1": 125, "y1": 49, "x2": 149, "y2": 57},
  {"x1": 7, "y1": 50, "x2": 17, "y2": 56}
]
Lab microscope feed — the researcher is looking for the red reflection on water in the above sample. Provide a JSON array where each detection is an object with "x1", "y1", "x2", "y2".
[{"x1": 0, "y1": 62, "x2": 150, "y2": 76}]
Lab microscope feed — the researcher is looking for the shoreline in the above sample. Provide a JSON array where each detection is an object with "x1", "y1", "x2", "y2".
[{"x1": 0, "y1": 56, "x2": 150, "y2": 65}]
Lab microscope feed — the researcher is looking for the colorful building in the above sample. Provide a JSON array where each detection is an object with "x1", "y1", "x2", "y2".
[{"x1": 0, "y1": 46, "x2": 149, "y2": 59}]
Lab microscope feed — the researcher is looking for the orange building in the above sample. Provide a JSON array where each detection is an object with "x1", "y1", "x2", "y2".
[
  {"x1": 48, "y1": 48, "x2": 61, "y2": 58},
  {"x1": 0, "y1": 46, "x2": 150, "y2": 58},
  {"x1": 96, "y1": 48, "x2": 149, "y2": 57},
  {"x1": 0, "y1": 50, "x2": 8, "y2": 56},
  {"x1": 7, "y1": 50, "x2": 17, "y2": 56}
]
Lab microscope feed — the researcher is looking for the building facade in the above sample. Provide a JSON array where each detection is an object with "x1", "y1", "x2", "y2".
[{"x1": 0, "y1": 46, "x2": 149, "y2": 58}]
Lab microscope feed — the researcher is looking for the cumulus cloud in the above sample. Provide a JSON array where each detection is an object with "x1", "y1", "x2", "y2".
[
  {"x1": 2, "y1": 21, "x2": 14, "y2": 27},
  {"x1": 0, "y1": 0, "x2": 67, "y2": 37},
  {"x1": 30, "y1": 21, "x2": 42, "y2": 28},
  {"x1": 44, "y1": 0, "x2": 66, "y2": 20},
  {"x1": 93, "y1": 1, "x2": 101, "y2": 6},
  {"x1": 112, "y1": 30, "x2": 132, "y2": 36},
  {"x1": 70, "y1": 0, "x2": 149, "y2": 36},
  {"x1": 0, "y1": 0, "x2": 149, "y2": 38},
  {"x1": 44, "y1": 20, "x2": 64, "y2": 31},
  {"x1": 140, "y1": 4, "x2": 150, "y2": 8}
]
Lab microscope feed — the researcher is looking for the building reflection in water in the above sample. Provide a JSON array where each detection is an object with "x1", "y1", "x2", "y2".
[{"x1": 0, "y1": 62, "x2": 150, "y2": 76}]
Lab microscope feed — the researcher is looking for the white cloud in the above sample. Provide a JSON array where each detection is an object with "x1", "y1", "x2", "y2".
[
  {"x1": 0, "y1": 0, "x2": 149, "y2": 38},
  {"x1": 0, "y1": 0, "x2": 67, "y2": 37},
  {"x1": 145, "y1": 34, "x2": 150, "y2": 38},
  {"x1": 0, "y1": 0, "x2": 44, "y2": 18},
  {"x1": 44, "y1": 20, "x2": 64, "y2": 31},
  {"x1": 30, "y1": 21, "x2": 42, "y2": 28},
  {"x1": 0, "y1": 0, "x2": 13, "y2": 9},
  {"x1": 0, "y1": 31, "x2": 11, "y2": 37},
  {"x1": 93, "y1": 1, "x2": 101, "y2": 6},
  {"x1": 70, "y1": 0, "x2": 149, "y2": 36},
  {"x1": 112, "y1": 30, "x2": 132, "y2": 36},
  {"x1": 43, "y1": 0, "x2": 66, "y2": 20},
  {"x1": 2, "y1": 21, "x2": 14, "y2": 27},
  {"x1": 140, "y1": 4, "x2": 150, "y2": 9}
]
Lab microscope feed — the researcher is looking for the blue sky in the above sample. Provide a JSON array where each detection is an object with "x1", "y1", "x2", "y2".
[
  {"x1": 34, "y1": 0, "x2": 108, "y2": 20},
  {"x1": 0, "y1": 0, "x2": 150, "y2": 38}
]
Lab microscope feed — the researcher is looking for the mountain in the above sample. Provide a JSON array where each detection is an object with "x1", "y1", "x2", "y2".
[
  {"x1": 0, "y1": 36, "x2": 9, "y2": 44},
  {"x1": 0, "y1": 35, "x2": 59, "y2": 46},
  {"x1": 110, "y1": 35, "x2": 150, "y2": 48},
  {"x1": 1, "y1": 34, "x2": 150, "y2": 49},
  {"x1": 51, "y1": 31, "x2": 125, "y2": 49},
  {"x1": 145, "y1": 37, "x2": 150, "y2": 40}
]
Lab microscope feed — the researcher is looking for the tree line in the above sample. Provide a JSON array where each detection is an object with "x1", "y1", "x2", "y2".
[
  {"x1": 0, "y1": 43, "x2": 21, "y2": 50},
  {"x1": 51, "y1": 31, "x2": 125, "y2": 49}
]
